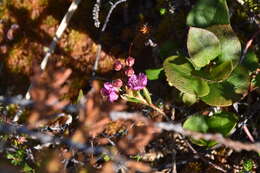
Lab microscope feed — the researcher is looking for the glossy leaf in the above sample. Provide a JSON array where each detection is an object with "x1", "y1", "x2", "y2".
[
  {"x1": 187, "y1": 27, "x2": 221, "y2": 69},
  {"x1": 187, "y1": 0, "x2": 230, "y2": 28},
  {"x1": 241, "y1": 49, "x2": 259, "y2": 72},
  {"x1": 201, "y1": 66, "x2": 249, "y2": 106},
  {"x1": 183, "y1": 115, "x2": 208, "y2": 133},
  {"x1": 207, "y1": 25, "x2": 241, "y2": 68},
  {"x1": 183, "y1": 112, "x2": 238, "y2": 147},
  {"x1": 181, "y1": 92, "x2": 197, "y2": 106},
  {"x1": 191, "y1": 25, "x2": 241, "y2": 82},
  {"x1": 145, "y1": 68, "x2": 163, "y2": 80},
  {"x1": 191, "y1": 61, "x2": 233, "y2": 82},
  {"x1": 163, "y1": 56, "x2": 209, "y2": 97},
  {"x1": 206, "y1": 112, "x2": 238, "y2": 136}
]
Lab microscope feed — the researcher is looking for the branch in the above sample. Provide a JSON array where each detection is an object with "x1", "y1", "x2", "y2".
[
  {"x1": 0, "y1": 122, "x2": 105, "y2": 155},
  {"x1": 110, "y1": 111, "x2": 260, "y2": 153},
  {"x1": 92, "y1": 0, "x2": 127, "y2": 76},
  {"x1": 25, "y1": 0, "x2": 82, "y2": 100}
]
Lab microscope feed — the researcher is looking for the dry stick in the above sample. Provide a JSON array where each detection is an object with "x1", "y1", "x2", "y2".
[
  {"x1": 185, "y1": 139, "x2": 227, "y2": 173},
  {"x1": 0, "y1": 122, "x2": 133, "y2": 170},
  {"x1": 25, "y1": 0, "x2": 82, "y2": 100},
  {"x1": 242, "y1": 124, "x2": 255, "y2": 142},
  {"x1": 92, "y1": 0, "x2": 127, "y2": 76},
  {"x1": 110, "y1": 111, "x2": 260, "y2": 153}
]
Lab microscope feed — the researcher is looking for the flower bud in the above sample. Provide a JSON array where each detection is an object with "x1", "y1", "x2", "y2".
[
  {"x1": 112, "y1": 79, "x2": 123, "y2": 88},
  {"x1": 114, "y1": 60, "x2": 123, "y2": 71},
  {"x1": 125, "y1": 56, "x2": 135, "y2": 67},
  {"x1": 124, "y1": 67, "x2": 135, "y2": 77}
]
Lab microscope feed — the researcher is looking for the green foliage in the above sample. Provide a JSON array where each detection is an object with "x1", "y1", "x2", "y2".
[
  {"x1": 160, "y1": 0, "x2": 249, "y2": 106},
  {"x1": 163, "y1": 56, "x2": 210, "y2": 97},
  {"x1": 6, "y1": 149, "x2": 34, "y2": 173},
  {"x1": 201, "y1": 66, "x2": 249, "y2": 106},
  {"x1": 121, "y1": 88, "x2": 152, "y2": 105},
  {"x1": 187, "y1": 0, "x2": 230, "y2": 27},
  {"x1": 254, "y1": 73, "x2": 260, "y2": 88},
  {"x1": 241, "y1": 159, "x2": 254, "y2": 172},
  {"x1": 187, "y1": 27, "x2": 221, "y2": 69},
  {"x1": 183, "y1": 112, "x2": 238, "y2": 147},
  {"x1": 145, "y1": 68, "x2": 163, "y2": 80},
  {"x1": 242, "y1": 49, "x2": 259, "y2": 72},
  {"x1": 181, "y1": 92, "x2": 197, "y2": 106}
]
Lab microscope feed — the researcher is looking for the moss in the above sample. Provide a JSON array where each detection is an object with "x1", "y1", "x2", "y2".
[{"x1": 42, "y1": 15, "x2": 59, "y2": 26}]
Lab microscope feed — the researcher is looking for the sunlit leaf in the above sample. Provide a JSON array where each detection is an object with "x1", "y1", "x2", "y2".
[
  {"x1": 145, "y1": 68, "x2": 163, "y2": 80},
  {"x1": 201, "y1": 66, "x2": 249, "y2": 106},
  {"x1": 183, "y1": 112, "x2": 238, "y2": 147},
  {"x1": 181, "y1": 92, "x2": 197, "y2": 106},
  {"x1": 187, "y1": 27, "x2": 221, "y2": 69},
  {"x1": 207, "y1": 25, "x2": 241, "y2": 68},
  {"x1": 163, "y1": 56, "x2": 209, "y2": 97}
]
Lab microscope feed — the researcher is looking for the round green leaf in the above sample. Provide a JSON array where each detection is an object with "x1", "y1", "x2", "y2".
[
  {"x1": 187, "y1": 0, "x2": 230, "y2": 28},
  {"x1": 201, "y1": 66, "x2": 249, "y2": 106},
  {"x1": 241, "y1": 49, "x2": 259, "y2": 72},
  {"x1": 207, "y1": 25, "x2": 241, "y2": 68},
  {"x1": 145, "y1": 68, "x2": 163, "y2": 80},
  {"x1": 183, "y1": 112, "x2": 238, "y2": 147},
  {"x1": 206, "y1": 112, "x2": 238, "y2": 136},
  {"x1": 181, "y1": 92, "x2": 197, "y2": 106},
  {"x1": 183, "y1": 115, "x2": 208, "y2": 133},
  {"x1": 187, "y1": 27, "x2": 221, "y2": 69},
  {"x1": 191, "y1": 25, "x2": 241, "y2": 82},
  {"x1": 163, "y1": 56, "x2": 209, "y2": 97},
  {"x1": 191, "y1": 59, "x2": 233, "y2": 82}
]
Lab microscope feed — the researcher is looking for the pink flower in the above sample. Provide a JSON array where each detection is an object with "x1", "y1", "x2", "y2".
[
  {"x1": 114, "y1": 60, "x2": 123, "y2": 71},
  {"x1": 127, "y1": 73, "x2": 147, "y2": 90},
  {"x1": 101, "y1": 82, "x2": 119, "y2": 102},
  {"x1": 125, "y1": 56, "x2": 135, "y2": 67},
  {"x1": 124, "y1": 67, "x2": 135, "y2": 77},
  {"x1": 112, "y1": 79, "x2": 123, "y2": 88}
]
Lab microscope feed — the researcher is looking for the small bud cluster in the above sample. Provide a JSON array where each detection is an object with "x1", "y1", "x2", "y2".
[{"x1": 101, "y1": 56, "x2": 148, "y2": 102}]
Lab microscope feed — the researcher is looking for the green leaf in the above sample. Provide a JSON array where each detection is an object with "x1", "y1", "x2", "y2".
[
  {"x1": 145, "y1": 68, "x2": 163, "y2": 80},
  {"x1": 181, "y1": 92, "x2": 197, "y2": 106},
  {"x1": 163, "y1": 56, "x2": 209, "y2": 97},
  {"x1": 241, "y1": 49, "x2": 259, "y2": 72},
  {"x1": 183, "y1": 112, "x2": 238, "y2": 147},
  {"x1": 206, "y1": 112, "x2": 237, "y2": 136},
  {"x1": 76, "y1": 89, "x2": 84, "y2": 104},
  {"x1": 207, "y1": 25, "x2": 241, "y2": 68},
  {"x1": 187, "y1": 0, "x2": 230, "y2": 28},
  {"x1": 191, "y1": 61, "x2": 233, "y2": 82},
  {"x1": 201, "y1": 66, "x2": 249, "y2": 106},
  {"x1": 183, "y1": 115, "x2": 208, "y2": 133},
  {"x1": 121, "y1": 95, "x2": 144, "y2": 104},
  {"x1": 254, "y1": 73, "x2": 260, "y2": 87},
  {"x1": 242, "y1": 159, "x2": 254, "y2": 172},
  {"x1": 191, "y1": 25, "x2": 241, "y2": 82},
  {"x1": 142, "y1": 87, "x2": 152, "y2": 105},
  {"x1": 187, "y1": 27, "x2": 221, "y2": 69},
  {"x1": 226, "y1": 65, "x2": 249, "y2": 94}
]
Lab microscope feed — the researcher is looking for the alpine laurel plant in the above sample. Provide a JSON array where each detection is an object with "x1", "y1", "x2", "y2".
[{"x1": 146, "y1": 0, "x2": 258, "y2": 106}]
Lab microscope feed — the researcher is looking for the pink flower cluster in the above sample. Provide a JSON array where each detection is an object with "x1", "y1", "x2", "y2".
[
  {"x1": 101, "y1": 57, "x2": 147, "y2": 102},
  {"x1": 127, "y1": 73, "x2": 147, "y2": 90},
  {"x1": 100, "y1": 82, "x2": 120, "y2": 102}
]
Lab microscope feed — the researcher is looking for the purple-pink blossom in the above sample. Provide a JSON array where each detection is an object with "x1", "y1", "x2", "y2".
[
  {"x1": 101, "y1": 82, "x2": 119, "y2": 102},
  {"x1": 125, "y1": 56, "x2": 135, "y2": 67},
  {"x1": 127, "y1": 73, "x2": 147, "y2": 90}
]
